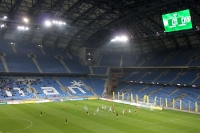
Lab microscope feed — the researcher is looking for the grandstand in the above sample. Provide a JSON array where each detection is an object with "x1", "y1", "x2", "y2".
[
  {"x1": 0, "y1": 0, "x2": 200, "y2": 132},
  {"x1": 0, "y1": 30, "x2": 199, "y2": 112}
]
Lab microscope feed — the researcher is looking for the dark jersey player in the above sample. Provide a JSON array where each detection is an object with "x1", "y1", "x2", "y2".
[
  {"x1": 86, "y1": 110, "x2": 89, "y2": 115},
  {"x1": 116, "y1": 112, "x2": 118, "y2": 119},
  {"x1": 40, "y1": 111, "x2": 43, "y2": 117},
  {"x1": 65, "y1": 117, "x2": 68, "y2": 124}
]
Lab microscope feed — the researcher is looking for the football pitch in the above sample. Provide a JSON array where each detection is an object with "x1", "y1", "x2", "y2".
[{"x1": 0, "y1": 100, "x2": 199, "y2": 133}]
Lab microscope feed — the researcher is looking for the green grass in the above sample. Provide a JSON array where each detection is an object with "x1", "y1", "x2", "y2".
[{"x1": 0, "y1": 100, "x2": 200, "y2": 133}]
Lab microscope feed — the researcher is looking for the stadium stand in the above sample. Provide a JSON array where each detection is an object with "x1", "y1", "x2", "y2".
[
  {"x1": 142, "y1": 50, "x2": 174, "y2": 66},
  {"x1": 139, "y1": 69, "x2": 163, "y2": 82},
  {"x1": 57, "y1": 77, "x2": 94, "y2": 96},
  {"x1": 92, "y1": 67, "x2": 107, "y2": 75},
  {"x1": 0, "y1": 39, "x2": 200, "y2": 113},
  {"x1": 122, "y1": 54, "x2": 137, "y2": 67},
  {"x1": 0, "y1": 75, "x2": 106, "y2": 100},
  {"x1": 99, "y1": 54, "x2": 121, "y2": 66},
  {"x1": 154, "y1": 69, "x2": 180, "y2": 84},
  {"x1": 163, "y1": 49, "x2": 197, "y2": 66}
]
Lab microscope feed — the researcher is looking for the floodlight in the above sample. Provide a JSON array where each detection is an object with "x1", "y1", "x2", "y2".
[
  {"x1": 121, "y1": 36, "x2": 128, "y2": 41},
  {"x1": 111, "y1": 35, "x2": 128, "y2": 42},
  {"x1": 0, "y1": 24, "x2": 5, "y2": 28},
  {"x1": 23, "y1": 17, "x2": 29, "y2": 23},
  {"x1": 3, "y1": 16, "x2": 7, "y2": 20},
  {"x1": 44, "y1": 20, "x2": 52, "y2": 27},
  {"x1": 46, "y1": 19, "x2": 66, "y2": 26},
  {"x1": 17, "y1": 26, "x2": 29, "y2": 31}
]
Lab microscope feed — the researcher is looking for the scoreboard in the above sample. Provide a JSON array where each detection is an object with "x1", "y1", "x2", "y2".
[{"x1": 162, "y1": 9, "x2": 193, "y2": 32}]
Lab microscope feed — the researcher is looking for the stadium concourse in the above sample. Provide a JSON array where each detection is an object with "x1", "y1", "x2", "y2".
[{"x1": 0, "y1": 0, "x2": 200, "y2": 115}]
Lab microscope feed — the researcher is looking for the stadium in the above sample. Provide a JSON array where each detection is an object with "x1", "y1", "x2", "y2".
[{"x1": 0, "y1": 0, "x2": 200, "y2": 133}]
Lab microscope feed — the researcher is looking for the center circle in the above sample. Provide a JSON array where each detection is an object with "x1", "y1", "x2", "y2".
[{"x1": 0, "y1": 118, "x2": 32, "y2": 133}]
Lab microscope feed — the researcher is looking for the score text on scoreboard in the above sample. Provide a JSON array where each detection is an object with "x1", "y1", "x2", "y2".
[{"x1": 162, "y1": 9, "x2": 193, "y2": 32}]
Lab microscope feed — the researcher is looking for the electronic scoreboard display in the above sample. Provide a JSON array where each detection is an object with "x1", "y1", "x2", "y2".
[{"x1": 162, "y1": 9, "x2": 192, "y2": 32}]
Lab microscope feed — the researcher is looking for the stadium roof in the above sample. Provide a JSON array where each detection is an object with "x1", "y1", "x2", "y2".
[{"x1": 0, "y1": 0, "x2": 199, "y2": 53}]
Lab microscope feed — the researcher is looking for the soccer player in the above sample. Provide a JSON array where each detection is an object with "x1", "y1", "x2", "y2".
[
  {"x1": 96, "y1": 107, "x2": 99, "y2": 113},
  {"x1": 112, "y1": 104, "x2": 115, "y2": 112},
  {"x1": 40, "y1": 111, "x2": 42, "y2": 117},
  {"x1": 122, "y1": 109, "x2": 125, "y2": 115},
  {"x1": 65, "y1": 117, "x2": 68, "y2": 124},
  {"x1": 86, "y1": 109, "x2": 89, "y2": 115},
  {"x1": 109, "y1": 106, "x2": 112, "y2": 112},
  {"x1": 128, "y1": 109, "x2": 131, "y2": 114},
  {"x1": 74, "y1": 103, "x2": 76, "y2": 107},
  {"x1": 84, "y1": 105, "x2": 87, "y2": 110},
  {"x1": 104, "y1": 105, "x2": 106, "y2": 110},
  {"x1": 62, "y1": 105, "x2": 66, "y2": 110},
  {"x1": 135, "y1": 106, "x2": 138, "y2": 113},
  {"x1": 116, "y1": 112, "x2": 118, "y2": 119}
]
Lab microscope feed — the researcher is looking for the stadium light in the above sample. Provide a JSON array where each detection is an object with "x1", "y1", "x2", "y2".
[
  {"x1": 44, "y1": 20, "x2": 52, "y2": 27},
  {"x1": 17, "y1": 26, "x2": 29, "y2": 31},
  {"x1": 0, "y1": 24, "x2": 5, "y2": 28},
  {"x1": 52, "y1": 20, "x2": 66, "y2": 26},
  {"x1": 111, "y1": 35, "x2": 128, "y2": 42},
  {"x1": 3, "y1": 16, "x2": 7, "y2": 20},
  {"x1": 23, "y1": 17, "x2": 29, "y2": 23},
  {"x1": 44, "y1": 19, "x2": 66, "y2": 27}
]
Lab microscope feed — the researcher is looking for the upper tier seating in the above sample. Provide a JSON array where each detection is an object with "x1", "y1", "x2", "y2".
[
  {"x1": 122, "y1": 54, "x2": 137, "y2": 67},
  {"x1": 154, "y1": 69, "x2": 180, "y2": 84},
  {"x1": 142, "y1": 50, "x2": 173, "y2": 66},
  {"x1": 0, "y1": 39, "x2": 200, "y2": 74},
  {"x1": 171, "y1": 70, "x2": 197, "y2": 84},
  {"x1": 99, "y1": 54, "x2": 121, "y2": 66},
  {"x1": 0, "y1": 40, "x2": 89, "y2": 73},
  {"x1": 36, "y1": 55, "x2": 67, "y2": 73},
  {"x1": 92, "y1": 67, "x2": 107, "y2": 75},
  {"x1": 99, "y1": 48, "x2": 200, "y2": 67},
  {"x1": 163, "y1": 49, "x2": 197, "y2": 66},
  {"x1": 139, "y1": 70, "x2": 163, "y2": 82}
]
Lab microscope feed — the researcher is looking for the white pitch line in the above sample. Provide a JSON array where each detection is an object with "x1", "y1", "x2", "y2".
[
  {"x1": 152, "y1": 116, "x2": 191, "y2": 125},
  {"x1": 71, "y1": 102, "x2": 200, "y2": 125},
  {"x1": 96, "y1": 108, "x2": 196, "y2": 125},
  {"x1": 96, "y1": 111, "x2": 155, "y2": 124},
  {"x1": 0, "y1": 118, "x2": 33, "y2": 133}
]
